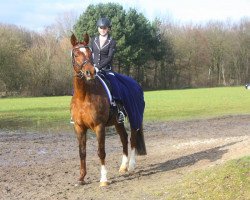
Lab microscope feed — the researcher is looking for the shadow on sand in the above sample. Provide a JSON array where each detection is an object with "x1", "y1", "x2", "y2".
[{"x1": 110, "y1": 141, "x2": 240, "y2": 183}]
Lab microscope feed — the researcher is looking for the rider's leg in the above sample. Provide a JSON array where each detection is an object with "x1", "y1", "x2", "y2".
[
  {"x1": 116, "y1": 101, "x2": 125, "y2": 124},
  {"x1": 104, "y1": 73, "x2": 125, "y2": 123}
]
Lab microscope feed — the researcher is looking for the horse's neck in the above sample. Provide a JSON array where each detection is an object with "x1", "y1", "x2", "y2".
[
  {"x1": 73, "y1": 78, "x2": 87, "y2": 99},
  {"x1": 73, "y1": 77, "x2": 107, "y2": 102},
  {"x1": 73, "y1": 77, "x2": 102, "y2": 97}
]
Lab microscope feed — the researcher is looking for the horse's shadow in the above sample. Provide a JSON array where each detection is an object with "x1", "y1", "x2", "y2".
[{"x1": 110, "y1": 141, "x2": 240, "y2": 184}]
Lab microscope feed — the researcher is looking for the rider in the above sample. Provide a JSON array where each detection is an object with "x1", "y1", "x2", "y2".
[{"x1": 90, "y1": 17, "x2": 125, "y2": 123}]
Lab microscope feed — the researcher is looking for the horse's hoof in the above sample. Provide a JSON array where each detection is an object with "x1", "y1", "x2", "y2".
[
  {"x1": 100, "y1": 181, "x2": 109, "y2": 187},
  {"x1": 119, "y1": 167, "x2": 128, "y2": 174},
  {"x1": 75, "y1": 181, "x2": 85, "y2": 187}
]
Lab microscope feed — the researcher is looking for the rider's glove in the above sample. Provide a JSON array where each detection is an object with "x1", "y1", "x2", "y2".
[{"x1": 94, "y1": 67, "x2": 99, "y2": 73}]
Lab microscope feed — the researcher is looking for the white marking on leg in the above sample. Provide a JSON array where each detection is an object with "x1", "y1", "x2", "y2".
[
  {"x1": 100, "y1": 165, "x2": 108, "y2": 182},
  {"x1": 128, "y1": 148, "x2": 136, "y2": 171},
  {"x1": 119, "y1": 154, "x2": 128, "y2": 172},
  {"x1": 121, "y1": 154, "x2": 128, "y2": 168}
]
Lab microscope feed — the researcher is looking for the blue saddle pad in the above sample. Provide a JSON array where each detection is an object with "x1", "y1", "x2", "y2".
[{"x1": 104, "y1": 72, "x2": 145, "y2": 130}]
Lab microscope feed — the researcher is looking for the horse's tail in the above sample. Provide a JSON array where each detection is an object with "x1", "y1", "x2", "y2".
[{"x1": 135, "y1": 127, "x2": 147, "y2": 155}]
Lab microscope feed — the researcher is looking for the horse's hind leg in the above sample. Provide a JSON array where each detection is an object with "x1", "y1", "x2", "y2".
[
  {"x1": 129, "y1": 127, "x2": 147, "y2": 172},
  {"x1": 128, "y1": 129, "x2": 137, "y2": 172},
  {"x1": 115, "y1": 123, "x2": 128, "y2": 173}
]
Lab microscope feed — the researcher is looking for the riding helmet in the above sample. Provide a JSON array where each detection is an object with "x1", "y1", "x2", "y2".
[{"x1": 96, "y1": 17, "x2": 111, "y2": 28}]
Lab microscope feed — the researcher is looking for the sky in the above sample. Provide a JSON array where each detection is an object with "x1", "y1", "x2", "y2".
[{"x1": 0, "y1": 0, "x2": 249, "y2": 31}]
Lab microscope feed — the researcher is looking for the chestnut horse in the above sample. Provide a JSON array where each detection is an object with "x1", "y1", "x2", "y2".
[{"x1": 70, "y1": 33, "x2": 146, "y2": 186}]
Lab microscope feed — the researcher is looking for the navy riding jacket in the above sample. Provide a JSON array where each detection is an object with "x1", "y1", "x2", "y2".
[{"x1": 90, "y1": 35, "x2": 116, "y2": 71}]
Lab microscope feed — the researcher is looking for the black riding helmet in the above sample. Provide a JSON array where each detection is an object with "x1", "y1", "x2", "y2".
[{"x1": 96, "y1": 17, "x2": 111, "y2": 28}]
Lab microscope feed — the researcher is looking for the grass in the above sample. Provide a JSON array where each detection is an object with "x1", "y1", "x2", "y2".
[
  {"x1": 145, "y1": 86, "x2": 250, "y2": 121},
  {"x1": 164, "y1": 156, "x2": 250, "y2": 200},
  {"x1": 0, "y1": 96, "x2": 72, "y2": 131},
  {"x1": 0, "y1": 86, "x2": 250, "y2": 130}
]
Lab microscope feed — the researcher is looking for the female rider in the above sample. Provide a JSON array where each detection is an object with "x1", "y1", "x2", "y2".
[{"x1": 90, "y1": 17, "x2": 125, "y2": 123}]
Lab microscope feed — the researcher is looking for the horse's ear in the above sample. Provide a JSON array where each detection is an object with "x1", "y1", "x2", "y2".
[
  {"x1": 82, "y1": 33, "x2": 89, "y2": 45},
  {"x1": 70, "y1": 34, "x2": 78, "y2": 46}
]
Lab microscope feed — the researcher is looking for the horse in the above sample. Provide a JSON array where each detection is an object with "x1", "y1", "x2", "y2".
[{"x1": 70, "y1": 33, "x2": 146, "y2": 186}]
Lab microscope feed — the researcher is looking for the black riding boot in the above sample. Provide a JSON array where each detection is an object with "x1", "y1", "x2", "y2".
[{"x1": 116, "y1": 101, "x2": 125, "y2": 123}]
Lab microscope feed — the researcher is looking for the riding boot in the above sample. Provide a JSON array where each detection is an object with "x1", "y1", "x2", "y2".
[{"x1": 116, "y1": 101, "x2": 125, "y2": 124}]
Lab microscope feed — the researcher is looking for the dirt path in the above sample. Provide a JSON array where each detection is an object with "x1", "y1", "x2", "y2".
[{"x1": 0, "y1": 115, "x2": 249, "y2": 200}]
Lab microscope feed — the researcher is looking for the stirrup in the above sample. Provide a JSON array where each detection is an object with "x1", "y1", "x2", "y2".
[{"x1": 117, "y1": 111, "x2": 125, "y2": 124}]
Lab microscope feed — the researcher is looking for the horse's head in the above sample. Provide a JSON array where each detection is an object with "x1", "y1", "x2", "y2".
[{"x1": 70, "y1": 33, "x2": 95, "y2": 81}]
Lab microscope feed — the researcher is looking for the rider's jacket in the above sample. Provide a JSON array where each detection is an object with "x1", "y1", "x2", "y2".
[{"x1": 90, "y1": 35, "x2": 116, "y2": 71}]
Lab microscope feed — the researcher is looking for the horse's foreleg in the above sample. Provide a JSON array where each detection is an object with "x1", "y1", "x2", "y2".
[
  {"x1": 96, "y1": 125, "x2": 108, "y2": 186},
  {"x1": 74, "y1": 125, "x2": 87, "y2": 185},
  {"x1": 115, "y1": 123, "x2": 129, "y2": 173},
  {"x1": 128, "y1": 129, "x2": 137, "y2": 172}
]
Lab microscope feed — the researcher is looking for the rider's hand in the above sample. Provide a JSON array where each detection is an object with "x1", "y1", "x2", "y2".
[{"x1": 94, "y1": 67, "x2": 99, "y2": 73}]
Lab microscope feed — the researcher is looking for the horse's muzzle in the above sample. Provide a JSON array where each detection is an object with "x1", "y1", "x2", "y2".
[{"x1": 85, "y1": 70, "x2": 96, "y2": 81}]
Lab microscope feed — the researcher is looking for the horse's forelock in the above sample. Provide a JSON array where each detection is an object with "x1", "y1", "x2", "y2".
[{"x1": 80, "y1": 41, "x2": 88, "y2": 46}]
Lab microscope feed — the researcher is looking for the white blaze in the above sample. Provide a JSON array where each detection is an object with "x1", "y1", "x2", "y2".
[{"x1": 79, "y1": 47, "x2": 88, "y2": 56}]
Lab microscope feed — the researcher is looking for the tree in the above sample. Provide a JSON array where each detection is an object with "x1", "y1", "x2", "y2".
[
  {"x1": 73, "y1": 3, "x2": 164, "y2": 84},
  {"x1": 74, "y1": 3, "x2": 125, "y2": 39},
  {"x1": 55, "y1": 11, "x2": 78, "y2": 38},
  {"x1": 237, "y1": 19, "x2": 250, "y2": 84},
  {"x1": 21, "y1": 27, "x2": 72, "y2": 96},
  {"x1": 0, "y1": 24, "x2": 32, "y2": 93},
  {"x1": 150, "y1": 19, "x2": 175, "y2": 89}
]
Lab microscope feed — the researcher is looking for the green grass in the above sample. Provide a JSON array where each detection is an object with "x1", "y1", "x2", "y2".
[
  {"x1": 0, "y1": 96, "x2": 72, "y2": 131},
  {"x1": 0, "y1": 86, "x2": 250, "y2": 130},
  {"x1": 165, "y1": 156, "x2": 250, "y2": 200},
  {"x1": 145, "y1": 86, "x2": 250, "y2": 121}
]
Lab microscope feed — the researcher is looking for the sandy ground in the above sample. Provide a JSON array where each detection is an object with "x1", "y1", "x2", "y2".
[{"x1": 0, "y1": 115, "x2": 249, "y2": 200}]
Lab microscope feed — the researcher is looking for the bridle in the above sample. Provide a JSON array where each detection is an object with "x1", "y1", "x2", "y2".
[{"x1": 71, "y1": 45, "x2": 92, "y2": 79}]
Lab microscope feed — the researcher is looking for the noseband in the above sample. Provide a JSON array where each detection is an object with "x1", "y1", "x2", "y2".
[{"x1": 71, "y1": 46, "x2": 91, "y2": 78}]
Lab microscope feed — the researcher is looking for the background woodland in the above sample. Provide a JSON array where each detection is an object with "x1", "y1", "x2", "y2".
[{"x1": 0, "y1": 3, "x2": 249, "y2": 96}]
